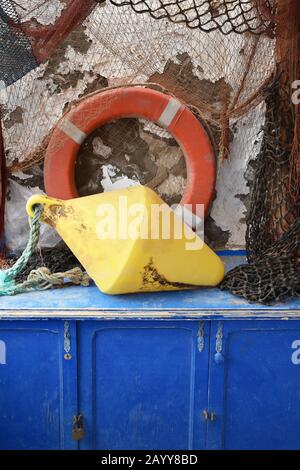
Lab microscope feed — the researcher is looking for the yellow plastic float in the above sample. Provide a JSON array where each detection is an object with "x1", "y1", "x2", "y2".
[{"x1": 26, "y1": 186, "x2": 224, "y2": 295}]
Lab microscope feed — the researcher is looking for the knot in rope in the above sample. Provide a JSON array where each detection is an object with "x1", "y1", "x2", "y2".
[{"x1": 0, "y1": 204, "x2": 90, "y2": 296}]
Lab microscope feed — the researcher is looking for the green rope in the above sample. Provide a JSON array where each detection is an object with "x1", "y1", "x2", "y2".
[{"x1": 0, "y1": 205, "x2": 90, "y2": 296}]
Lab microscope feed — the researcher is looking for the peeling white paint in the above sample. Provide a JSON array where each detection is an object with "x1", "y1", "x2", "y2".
[
  {"x1": 158, "y1": 174, "x2": 186, "y2": 199},
  {"x1": 210, "y1": 103, "x2": 265, "y2": 247},
  {"x1": 101, "y1": 164, "x2": 140, "y2": 192},
  {"x1": 19, "y1": 0, "x2": 65, "y2": 25},
  {"x1": 92, "y1": 137, "x2": 112, "y2": 159}
]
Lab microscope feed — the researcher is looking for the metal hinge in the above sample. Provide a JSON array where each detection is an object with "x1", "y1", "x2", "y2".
[
  {"x1": 72, "y1": 414, "x2": 85, "y2": 441},
  {"x1": 64, "y1": 321, "x2": 72, "y2": 360},
  {"x1": 214, "y1": 321, "x2": 224, "y2": 364},
  {"x1": 202, "y1": 410, "x2": 217, "y2": 422}
]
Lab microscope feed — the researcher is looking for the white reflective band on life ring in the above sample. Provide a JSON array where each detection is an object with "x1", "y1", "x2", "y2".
[
  {"x1": 58, "y1": 118, "x2": 87, "y2": 145},
  {"x1": 157, "y1": 98, "x2": 182, "y2": 129},
  {"x1": 174, "y1": 205, "x2": 203, "y2": 235}
]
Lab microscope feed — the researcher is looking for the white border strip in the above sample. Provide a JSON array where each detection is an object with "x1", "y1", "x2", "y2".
[
  {"x1": 0, "y1": 310, "x2": 297, "y2": 319},
  {"x1": 158, "y1": 98, "x2": 182, "y2": 128},
  {"x1": 59, "y1": 118, "x2": 87, "y2": 145}
]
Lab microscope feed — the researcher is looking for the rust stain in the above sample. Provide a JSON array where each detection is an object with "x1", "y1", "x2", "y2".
[{"x1": 44, "y1": 204, "x2": 75, "y2": 227}]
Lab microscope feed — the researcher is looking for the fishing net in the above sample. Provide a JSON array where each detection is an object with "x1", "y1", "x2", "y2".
[
  {"x1": 0, "y1": 0, "x2": 299, "y2": 303},
  {"x1": 2, "y1": 1, "x2": 275, "y2": 167},
  {"x1": 10, "y1": 244, "x2": 83, "y2": 282},
  {"x1": 221, "y1": 216, "x2": 300, "y2": 304},
  {"x1": 110, "y1": 0, "x2": 275, "y2": 35},
  {"x1": 221, "y1": 0, "x2": 300, "y2": 304},
  {"x1": 0, "y1": 0, "x2": 99, "y2": 256}
]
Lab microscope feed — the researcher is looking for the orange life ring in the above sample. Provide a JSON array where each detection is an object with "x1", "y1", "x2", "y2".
[{"x1": 44, "y1": 86, "x2": 216, "y2": 216}]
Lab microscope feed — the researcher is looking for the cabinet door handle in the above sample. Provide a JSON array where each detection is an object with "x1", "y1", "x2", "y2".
[
  {"x1": 197, "y1": 320, "x2": 205, "y2": 352},
  {"x1": 214, "y1": 321, "x2": 224, "y2": 364}
]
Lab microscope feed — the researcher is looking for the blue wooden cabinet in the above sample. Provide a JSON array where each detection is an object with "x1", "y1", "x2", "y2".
[
  {"x1": 207, "y1": 320, "x2": 300, "y2": 450},
  {"x1": 77, "y1": 320, "x2": 209, "y2": 450},
  {"x1": 1, "y1": 259, "x2": 300, "y2": 450},
  {"x1": 0, "y1": 320, "x2": 77, "y2": 450}
]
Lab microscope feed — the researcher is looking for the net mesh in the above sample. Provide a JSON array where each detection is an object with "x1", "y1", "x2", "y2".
[
  {"x1": 221, "y1": 216, "x2": 300, "y2": 304},
  {"x1": 0, "y1": 0, "x2": 300, "y2": 303},
  {"x1": 246, "y1": 77, "x2": 297, "y2": 260},
  {"x1": 221, "y1": 0, "x2": 300, "y2": 304},
  {"x1": 221, "y1": 75, "x2": 300, "y2": 304},
  {"x1": 0, "y1": 1, "x2": 37, "y2": 86},
  {"x1": 2, "y1": 1, "x2": 275, "y2": 169},
  {"x1": 110, "y1": 0, "x2": 275, "y2": 35}
]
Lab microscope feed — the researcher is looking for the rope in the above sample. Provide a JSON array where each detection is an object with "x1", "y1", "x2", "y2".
[
  {"x1": 27, "y1": 267, "x2": 90, "y2": 290},
  {"x1": 2, "y1": 205, "x2": 42, "y2": 283},
  {"x1": 0, "y1": 204, "x2": 90, "y2": 296}
]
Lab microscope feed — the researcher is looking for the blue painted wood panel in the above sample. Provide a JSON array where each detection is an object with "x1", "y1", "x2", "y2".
[
  {"x1": 2, "y1": 316, "x2": 300, "y2": 450},
  {"x1": 77, "y1": 320, "x2": 209, "y2": 450},
  {"x1": 0, "y1": 320, "x2": 78, "y2": 450},
  {"x1": 0, "y1": 283, "x2": 299, "y2": 313},
  {"x1": 207, "y1": 320, "x2": 300, "y2": 450}
]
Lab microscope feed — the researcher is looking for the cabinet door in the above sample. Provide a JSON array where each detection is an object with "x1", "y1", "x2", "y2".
[
  {"x1": 0, "y1": 320, "x2": 77, "y2": 450},
  {"x1": 207, "y1": 320, "x2": 300, "y2": 450},
  {"x1": 77, "y1": 320, "x2": 210, "y2": 450}
]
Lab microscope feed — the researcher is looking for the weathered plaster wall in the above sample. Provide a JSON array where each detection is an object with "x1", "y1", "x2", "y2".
[{"x1": 0, "y1": 1, "x2": 273, "y2": 252}]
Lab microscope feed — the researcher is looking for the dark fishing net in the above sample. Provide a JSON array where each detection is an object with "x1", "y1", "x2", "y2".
[
  {"x1": 0, "y1": 1, "x2": 37, "y2": 86},
  {"x1": 220, "y1": 0, "x2": 300, "y2": 304},
  {"x1": 221, "y1": 215, "x2": 300, "y2": 304},
  {"x1": 0, "y1": 0, "x2": 98, "y2": 86},
  {"x1": 111, "y1": 0, "x2": 275, "y2": 35},
  {"x1": 9, "y1": 244, "x2": 83, "y2": 283},
  {"x1": 220, "y1": 256, "x2": 300, "y2": 304},
  {"x1": 221, "y1": 74, "x2": 300, "y2": 304}
]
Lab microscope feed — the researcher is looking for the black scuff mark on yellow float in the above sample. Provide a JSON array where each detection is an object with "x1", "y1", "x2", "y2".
[{"x1": 141, "y1": 258, "x2": 196, "y2": 290}]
